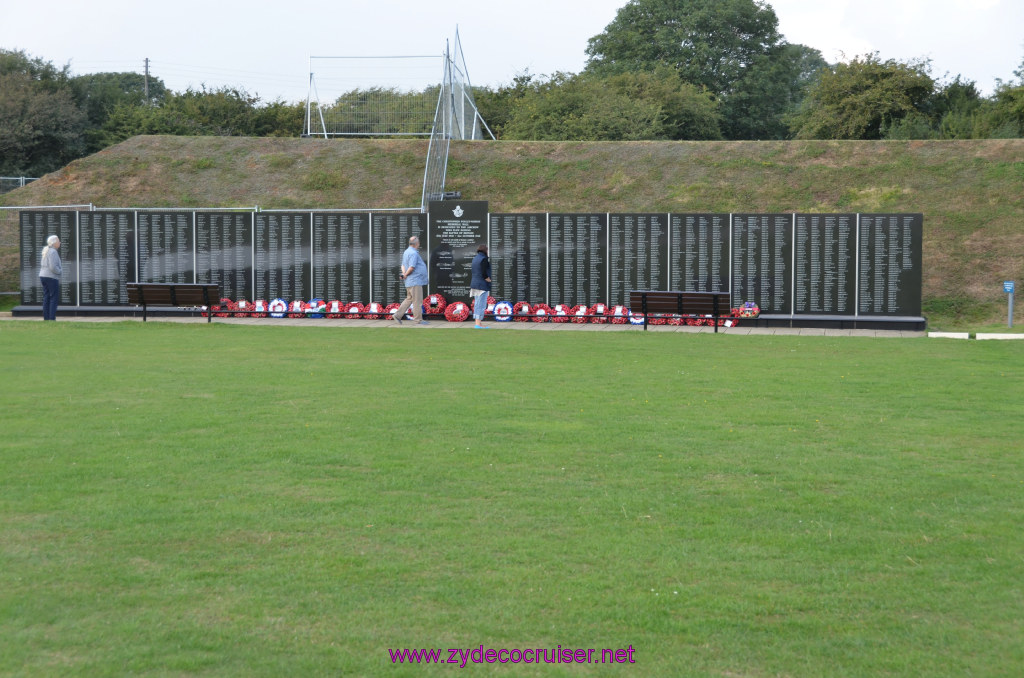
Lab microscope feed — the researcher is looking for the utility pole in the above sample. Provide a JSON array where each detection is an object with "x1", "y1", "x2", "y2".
[{"x1": 144, "y1": 58, "x2": 150, "y2": 102}]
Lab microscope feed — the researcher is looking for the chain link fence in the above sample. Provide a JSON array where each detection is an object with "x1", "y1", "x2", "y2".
[{"x1": 0, "y1": 177, "x2": 38, "y2": 194}]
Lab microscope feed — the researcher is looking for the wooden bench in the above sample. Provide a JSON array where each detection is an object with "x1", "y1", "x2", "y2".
[
  {"x1": 628, "y1": 290, "x2": 732, "y2": 332},
  {"x1": 126, "y1": 283, "x2": 221, "y2": 322}
]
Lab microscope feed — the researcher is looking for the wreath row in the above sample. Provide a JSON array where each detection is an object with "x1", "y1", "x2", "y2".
[{"x1": 204, "y1": 296, "x2": 755, "y2": 325}]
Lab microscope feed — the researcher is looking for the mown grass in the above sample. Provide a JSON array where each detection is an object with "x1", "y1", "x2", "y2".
[{"x1": 1, "y1": 322, "x2": 1022, "y2": 676}]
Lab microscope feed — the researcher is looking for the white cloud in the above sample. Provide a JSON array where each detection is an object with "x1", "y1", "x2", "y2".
[{"x1": 771, "y1": 0, "x2": 1024, "y2": 93}]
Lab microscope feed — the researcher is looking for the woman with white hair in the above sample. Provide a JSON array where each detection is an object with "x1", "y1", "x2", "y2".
[{"x1": 39, "y1": 234, "x2": 62, "y2": 320}]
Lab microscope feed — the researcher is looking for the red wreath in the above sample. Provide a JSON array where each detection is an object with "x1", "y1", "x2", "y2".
[
  {"x1": 213, "y1": 297, "x2": 233, "y2": 318},
  {"x1": 383, "y1": 302, "x2": 406, "y2": 321},
  {"x1": 485, "y1": 295, "x2": 497, "y2": 316},
  {"x1": 424, "y1": 293, "x2": 447, "y2": 316},
  {"x1": 233, "y1": 299, "x2": 251, "y2": 318},
  {"x1": 252, "y1": 300, "x2": 269, "y2": 319},
  {"x1": 531, "y1": 303, "x2": 552, "y2": 322},
  {"x1": 609, "y1": 305, "x2": 629, "y2": 324},
  {"x1": 725, "y1": 308, "x2": 742, "y2": 328},
  {"x1": 550, "y1": 303, "x2": 571, "y2": 323},
  {"x1": 570, "y1": 304, "x2": 590, "y2": 323},
  {"x1": 287, "y1": 300, "x2": 305, "y2": 318},
  {"x1": 513, "y1": 301, "x2": 532, "y2": 322},
  {"x1": 325, "y1": 300, "x2": 343, "y2": 319},
  {"x1": 344, "y1": 302, "x2": 364, "y2": 319},
  {"x1": 444, "y1": 301, "x2": 471, "y2": 322},
  {"x1": 362, "y1": 302, "x2": 385, "y2": 319},
  {"x1": 589, "y1": 303, "x2": 609, "y2": 324}
]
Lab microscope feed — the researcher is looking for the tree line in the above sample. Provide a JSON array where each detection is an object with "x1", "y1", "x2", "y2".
[
  {"x1": 0, "y1": 50, "x2": 304, "y2": 177},
  {"x1": 3, "y1": 0, "x2": 1023, "y2": 178}
]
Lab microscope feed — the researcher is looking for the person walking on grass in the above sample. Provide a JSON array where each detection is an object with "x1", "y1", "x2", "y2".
[
  {"x1": 393, "y1": 235, "x2": 429, "y2": 326},
  {"x1": 470, "y1": 243, "x2": 491, "y2": 329},
  {"x1": 39, "y1": 235, "x2": 62, "y2": 321}
]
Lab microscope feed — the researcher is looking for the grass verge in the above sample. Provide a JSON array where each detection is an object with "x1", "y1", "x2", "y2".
[{"x1": 1, "y1": 323, "x2": 1022, "y2": 676}]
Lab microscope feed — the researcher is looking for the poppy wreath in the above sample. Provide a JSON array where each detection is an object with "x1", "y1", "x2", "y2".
[
  {"x1": 444, "y1": 301, "x2": 471, "y2": 322},
  {"x1": 216, "y1": 297, "x2": 234, "y2": 318},
  {"x1": 589, "y1": 303, "x2": 609, "y2": 324},
  {"x1": 648, "y1": 312, "x2": 668, "y2": 326},
  {"x1": 513, "y1": 301, "x2": 532, "y2": 322},
  {"x1": 666, "y1": 314, "x2": 684, "y2": 326},
  {"x1": 493, "y1": 301, "x2": 513, "y2": 322},
  {"x1": 531, "y1": 303, "x2": 552, "y2": 322},
  {"x1": 485, "y1": 295, "x2": 497, "y2": 316},
  {"x1": 386, "y1": 302, "x2": 415, "y2": 321},
  {"x1": 287, "y1": 300, "x2": 306, "y2": 318},
  {"x1": 344, "y1": 301, "x2": 364, "y2": 318},
  {"x1": 425, "y1": 293, "x2": 447, "y2": 315},
  {"x1": 326, "y1": 300, "x2": 344, "y2": 319},
  {"x1": 570, "y1": 304, "x2": 590, "y2": 324},
  {"x1": 252, "y1": 299, "x2": 269, "y2": 319},
  {"x1": 609, "y1": 305, "x2": 629, "y2": 324},
  {"x1": 269, "y1": 298, "x2": 288, "y2": 318},
  {"x1": 233, "y1": 299, "x2": 251, "y2": 318},
  {"x1": 739, "y1": 302, "x2": 760, "y2": 318},
  {"x1": 363, "y1": 302, "x2": 385, "y2": 319},
  {"x1": 550, "y1": 303, "x2": 571, "y2": 323},
  {"x1": 308, "y1": 298, "x2": 327, "y2": 318}
]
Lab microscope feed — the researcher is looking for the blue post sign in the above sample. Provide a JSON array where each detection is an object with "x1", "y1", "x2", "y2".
[{"x1": 1005, "y1": 281, "x2": 1015, "y2": 328}]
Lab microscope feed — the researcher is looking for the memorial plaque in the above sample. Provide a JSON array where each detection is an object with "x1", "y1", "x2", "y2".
[
  {"x1": 138, "y1": 211, "x2": 194, "y2": 285},
  {"x1": 793, "y1": 214, "x2": 855, "y2": 314},
  {"x1": 255, "y1": 212, "x2": 311, "y2": 302},
  {"x1": 196, "y1": 212, "x2": 253, "y2": 301},
  {"x1": 20, "y1": 211, "x2": 78, "y2": 306},
  {"x1": 731, "y1": 214, "x2": 792, "y2": 314},
  {"x1": 608, "y1": 213, "x2": 669, "y2": 306},
  {"x1": 669, "y1": 213, "x2": 729, "y2": 293},
  {"x1": 548, "y1": 213, "x2": 608, "y2": 306},
  {"x1": 312, "y1": 212, "x2": 371, "y2": 302},
  {"x1": 857, "y1": 213, "x2": 922, "y2": 316},
  {"x1": 371, "y1": 212, "x2": 426, "y2": 304},
  {"x1": 78, "y1": 210, "x2": 135, "y2": 305},
  {"x1": 428, "y1": 201, "x2": 488, "y2": 301},
  {"x1": 488, "y1": 213, "x2": 547, "y2": 304}
]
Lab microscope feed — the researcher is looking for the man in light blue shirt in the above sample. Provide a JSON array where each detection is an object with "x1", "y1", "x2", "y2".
[{"x1": 392, "y1": 235, "x2": 429, "y2": 325}]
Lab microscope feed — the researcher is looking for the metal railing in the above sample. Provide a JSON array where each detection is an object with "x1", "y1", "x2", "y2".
[{"x1": 0, "y1": 177, "x2": 38, "y2": 194}]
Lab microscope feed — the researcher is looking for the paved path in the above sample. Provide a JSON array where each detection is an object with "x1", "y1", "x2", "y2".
[
  {"x1": 1, "y1": 312, "x2": 929, "y2": 337},
  {"x1": 7, "y1": 313, "x2": 1023, "y2": 338}
]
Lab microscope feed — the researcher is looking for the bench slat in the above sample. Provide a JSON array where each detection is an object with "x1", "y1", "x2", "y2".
[
  {"x1": 126, "y1": 284, "x2": 221, "y2": 322},
  {"x1": 628, "y1": 290, "x2": 732, "y2": 332}
]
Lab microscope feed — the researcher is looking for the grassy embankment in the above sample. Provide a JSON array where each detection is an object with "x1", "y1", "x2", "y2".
[{"x1": 2, "y1": 136, "x2": 1022, "y2": 329}]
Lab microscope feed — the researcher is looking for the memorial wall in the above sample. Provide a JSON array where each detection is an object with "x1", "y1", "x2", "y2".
[{"x1": 20, "y1": 209, "x2": 923, "y2": 317}]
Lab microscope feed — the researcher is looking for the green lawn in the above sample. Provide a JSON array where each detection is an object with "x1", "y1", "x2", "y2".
[{"x1": 1, "y1": 322, "x2": 1021, "y2": 677}]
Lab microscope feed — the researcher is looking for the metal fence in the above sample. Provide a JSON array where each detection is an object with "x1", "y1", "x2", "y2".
[
  {"x1": 420, "y1": 31, "x2": 493, "y2": 211},
  {"x1": 0, "y1": 177, "x2": 38, "y2": 194}
]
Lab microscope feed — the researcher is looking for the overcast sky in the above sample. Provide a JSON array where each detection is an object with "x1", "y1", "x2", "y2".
[{"x1": 2, "y1": 0, "x2": 1022, "y2": 102}]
